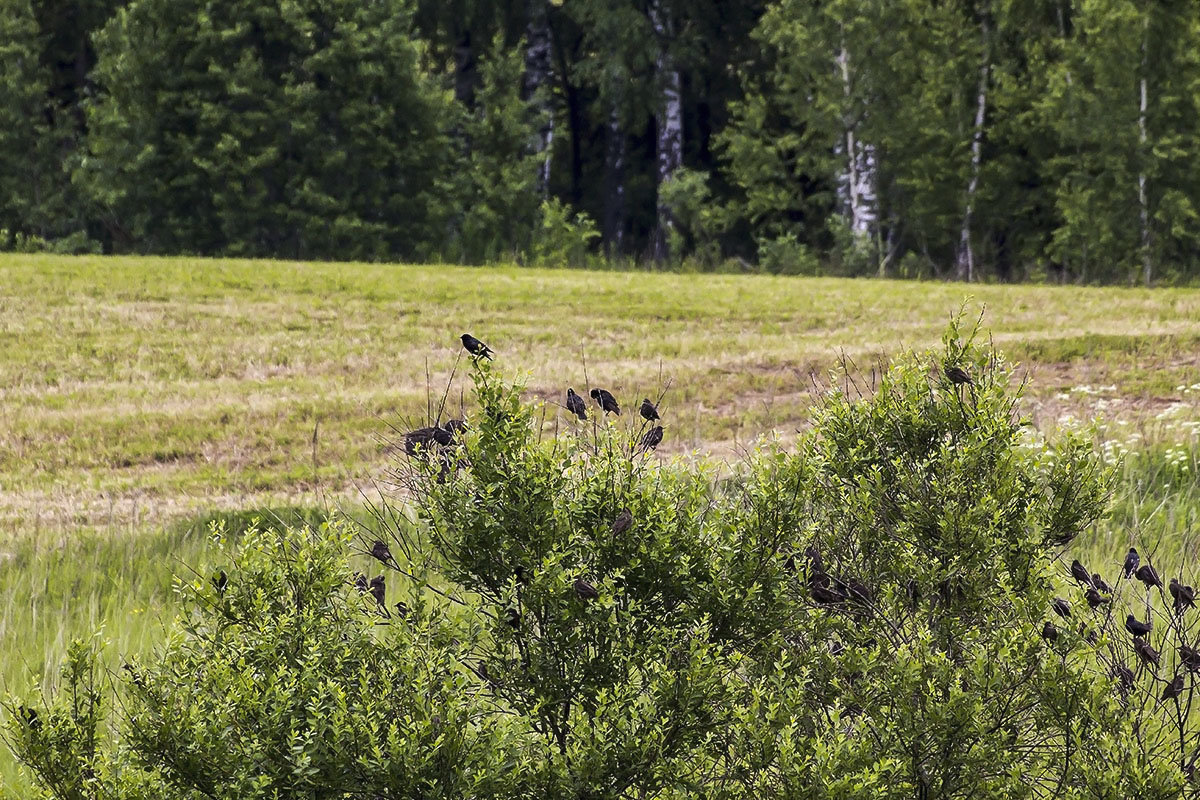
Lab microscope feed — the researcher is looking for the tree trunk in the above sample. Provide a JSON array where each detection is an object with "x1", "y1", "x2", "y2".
[
  {"x1": 956, "y1": 16, "x2": 990, "y2": 283},
  {"x1": 453, "y1": 29, "x2": 476, "y2": 108},
  {"x1": 1138, "y1": 15, "x2": 1152, "y2": 286},
  {"x1": 523, "y1": 0, "x2": 554, "y2": 196},
  {"x1": 649, "y1": 0, "x2": 682, "y2": 263},
  {"x1": 836, "y1": 45, "x2": 877, "y2": 238},
  {"x1": 602, "y1": 107, "x2": 627, "y2": 255}
]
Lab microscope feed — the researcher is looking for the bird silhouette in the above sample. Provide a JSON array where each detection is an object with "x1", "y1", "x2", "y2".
[
  {"x1": 1126, "y1": 614, "x2": 1153, "y2": 638},
  {"x1": 1112, "y1": 664, "x2": 1135, "y2": 690},
  {"x1": 212, "y1": 569, "x2": 228, "y2": 594},
  {"x1": 1171, "y1": 578, "x2": 1195, "y2": 614},
  {"x1": 393, "y1": 601, "x2": 411, "y2": 618},
  {"x1": 1123, "y1": 547, "x2": 1140, "y2": 578},
  {"x1": 353, "y1": 572, "x2": 368, "y2": 593},
  {"x1": 1136, "y1": 564, "x2": 1163, "y2": 590},
  {"x1": 1134, "y1": 638, "x2": 1161, "y2": 668},
  {"x1": 460, "y1": 333, "x2": 493, "y2": 359},
  {"x1": 590, "y1": 388, "x2": 620, "y2": 415},
  {"x1": 1051, "y1": 597, "x2": 1071, "y2": 619},
  {"x1": 370, "y1": 540, "x2": 396, "y2": 568},
  {"x1": 431, "y1": 426, "x2": 454, "y2": 446},
  {"x1": 504, "y1": 606, "x2": 521, "y2": 629},
  {"x1": 369, "y1": 575, "x2": 388, "y2": 614},
  {"x1": 574, "y1": 577, "x2": 600, "y2": 601},
  {"x1": 640, "y1": 425, "x2": 664, "y2": 452},
  {"x1": 1085, "y1": 588, "x2": 1110, "y2": 609},
  {"x1": 1042, "y1": 620, "x2": 1059, "y2": 643},
  {"x1": 611, "y1": 508, "x2": 633, "y2": 536},
  {"x1": 19, "y1": 706, "x2": 40, "y2": 730},
  {"x1": 1180, "y1": 645, "x2": 1200, "y2": 671},
  {"x1": 1070, "y1": 560, "x2": 1093, "y2": 587},
  {"x1": 1163, "y1": 673, "x2": 1185, "y2": 701},
  {"x1": 944, "y1": 364, "x2": 972, "y2": 385},
  {"x1": 639, "y1": 398, "x2": 660, "y2": 422},
  {"x1": 404, "y1": 426, "x2": 443, "y2": 456},
  {"x1": 444, "y1": 418, "x2": 468, "y2": 440},
  {"x1": 1091, "y1": 573, "x2": 1113, "y2": 594},
  {"x1": 566, "y1": 388, "x2": 588, "y2": 420}
]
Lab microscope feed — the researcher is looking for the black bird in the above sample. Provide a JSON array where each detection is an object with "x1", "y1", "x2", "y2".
[
  {"x1": 944, "y1": 364, "x2": 972, "y2": 385},
  {"x1": 369, "y1": 575, "x2": 388, "y2": 613},
  {"x1": 371, "y1": 540, "x2": 396, "y2": 568},
  {"x1": 566, "y1": 388, "x2": 588, "y2": 421},
  {"x1": 504, "y1": 607, "x2": 521, "y2": 629},
  {"x1": 1042, "y1": 620, "x2": 1059, "y2": 643},
  {"x1": 1136, "y1": 563, "x2": 1163, "y2": 590},
  {"x1": 811, "y1": 582, "x2": 846, "y2": 606},
  {"x1": 640, "y1": 425, "x2": 664, "y2": 452},
  {"x1": 784, "y1": 553, "x2": 797, "y2": 573},
  {"x1": 444, "y1": 418, "x2": 468, "y2": 439},
  {"x1": 1070, "y1": 560, "x2": 1093, "y2": 587},
  {"x1": 846, "y1": 578, "x2": 874, "y2": 605},
  {"x1": 431, "y1": 426, "x2": 454, "y2": 447},
  {"x1": 1080, "y1": 625, "x2": 1099, "y2": 645},
  {"x1": 514, "y1": 565, "x2": 529, "y2": 584},
  {"x1": 611, "y1": 508, "x2": 633, "y2": 536},
  {"x1": 574, "y1": 577, "x2": 600, "y2": 601},
  {"x1": 1163, "y1": 673, "x2": 1186, "y2": 701},
  {"x1": 639, "y1": 398, "x2": 660, "y2": 422},
  {"x1": 1126, "y1": 614, "x2": 1153, "y2": 638},
  {"x1": 353, "y1": 572, "x2": 369, "y2": 593},
  {"x1": 1112, "y1": 664, "x2": 1136, "y2": 689},
  {"x1": 460, "y1": 333, "x2": 493, "y2": 359},
  {"x1": 1134, "y1": 638, "x2": 1161, "y2": 668},
  {"x1": 1051, "y1": 597, "x2": 1071, "y2": 619},
  {"x1": 19, "y1": 706, "x2": 40, "y2": 730},
  {"x1": 590, "y1": 387, "x2": 620, "y2": 415},
  {"x1": 1092, "y1": 573, "x2": 1113, "y2": 594},
  {"x1": 1171, "y1": 578, "x2": 1195, "y2": 614},
  {"x1": 404, "y1": 426, "x2": 442, "y2": 456},
  {"x1": 1085, "y1": 587, "x2": 1110, "y2": 609},
  {"x1": 212, "y1": 569, "x2": 228, "y2": 594},
  {"x1": 1123, "y1": 547, "x2": 1140, "y2": 578},
  {"x1": 1180, "y1": 645, "x2": 1200, "y2": 671},
  {"x1": 393, "y1": 601, "x2": 411, "y2": 618}
]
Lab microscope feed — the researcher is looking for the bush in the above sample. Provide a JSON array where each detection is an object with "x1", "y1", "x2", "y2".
[
  {"x1": 8, "y1": 322, "x2": 1188, "y2": 798},
  {"x1": 526, "y1": 198, "x2": 599, "y2": 268}
]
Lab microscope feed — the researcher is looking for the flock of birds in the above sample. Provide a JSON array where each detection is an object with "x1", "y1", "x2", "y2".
[{"x1": 1057, "y1": 548, "x2": 1197, "y2": 700}]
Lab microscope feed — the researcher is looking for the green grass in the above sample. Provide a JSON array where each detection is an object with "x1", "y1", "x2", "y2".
[{"x1": 3, "y1": 254, "x2": 1200, "y2": 792}]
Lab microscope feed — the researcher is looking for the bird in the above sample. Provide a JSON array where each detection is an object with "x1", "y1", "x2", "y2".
[
  {"x1": 212, "y1": 569, "x2": 228, "y2": 594},
  {"x1": 404, "y1": 426, "x2": 443, "y2": 456},
  {"x1": 393, "y1": 601, "x2": 411, "y2": 618},
  {"x1": 944, "y1": 364, "x2": 972, "y2": 385},
  {"x1": 1125, "y1": 614, "x2": 1153, "y2": 638},
  {"x1": 504, "y1": 607, "x2": 521, "y2": 629},
  {"x1": 1163, "y1": 673, "x2": 1185, "y2": 701},
  {"x1": 369, "y1": 575, "x2": 388, "y2": 613},
  {"x1": 1179, "y1": 645, "x2": 1200, "y2": 671},
  {"x1": 1123, "y1": 547, "x2": 1140, "y2": 578},
  {"x1": 566, "y1": 388, "x2": 588, "y2": 421},
  {"x1": 514, "y1": 565, "x2": 529, "y2": 585},
  {"x1": 1136, "y1": 563, "x2": 1163, "y2": 590},
  {"x1": 444, "y1": 418, "x2": 468, "y2": 439},
  {"x1": 353, "y1": 572, "x2": 368, "y2": 593},
  {"x1": 1051, "y1": 597, "x2": 1071, "y2": 619},
  {"x1": 639, "y1": 398, "x2": 660, "y2": 422},
  {"x1": 1134, "y1": 638, "x2": 1161, "y2": 667},
  {"x1": 1042, "y1": 620, "x2": 1059, "y2": 643},
  {"x1": 19, "y1": 706, "x2": 40, "y2": 731},
  {"x1": 846, "y1": 578, "x2": 874, "y2": 605},
  {"x1": 1070, "y1": 560, "x2": 1093, "y2": 587},
  {"x1": 574, "y1": 577, "x2": 600, "y2": 601},
  {"x1": 811, "y1": 582, "x2": 846, "y2": 606},
  {"x1": 590, "y1": 387, "x2": 620, "y2": 415},
  {"x1": 1171, "y1": 578, "x2": 1195, "y2": 614},
  {"x1": 370, "y1": 540, "x2": 396, "y2": 568},
  {"x1": 431, "y1": 426, "x2": 454, "y2": 447},
  {"x1": 611, "y1": 508, "x2": 633, "y2": 536},
  {"x1": 1085, "y1": 588, "x2": 1110, "y2": 609},
  {"x1": 639, "y1": 425, "x2": 664, "y2": 452},
  {"x1": 1092, "y1": 573, "x2": 1113, "y2": 594},
  {"x1": 1112, "y1": 664, "x2": 1135, "y2": 689},
  {"x1": 460, "y1": 333, "x2": 493, "y2": 359}
]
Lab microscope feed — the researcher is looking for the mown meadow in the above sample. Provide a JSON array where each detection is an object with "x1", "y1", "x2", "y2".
[{"x1": 3, "y1": 254, "x2": 1200, "y2": 793}]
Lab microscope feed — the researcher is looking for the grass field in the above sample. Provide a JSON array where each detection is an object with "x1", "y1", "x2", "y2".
[{"x1": 3, "y1": 254, "x2": 1200, "y2": 792}]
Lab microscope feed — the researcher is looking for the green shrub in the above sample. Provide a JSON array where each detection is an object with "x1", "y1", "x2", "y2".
[
  {"x1": 8, "y1": 322, "x2": 1187, "y2": 798},
  {"x1": 526, "y1": 198, "x2": 599, "y2": 268}
]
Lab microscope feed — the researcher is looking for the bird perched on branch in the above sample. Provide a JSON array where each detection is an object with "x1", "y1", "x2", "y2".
[
  {"x1": 460, "y1": 333, "x2": 493, "y2": 360},
  {"x1": 1112, "y1": 664, "x2": 1135, "y2": 690},
  {"x1": 371, "y1": 540, "x2": 396, "y2": 568},
  {"x1": 639, "y1": 398, "x2": 660, "y2": 422},
  {"x1": 1136, "y1": 563, "x2": 1163, "y2": 590},
  {"x1": 212, "y1": 569, "x2": 228, "y2": 594},
  {"x1": 590, "y1": 387, "x2": 620, "y2": 415},
  {"x1": 1134, "y1": 638, "x2": 1161, "y2": 668},
  {"x1": 504, "y1": 606, "x2": 521, "y2": 629},
  {"x1": 566, "y1": 388, "x2": 588, "y2": 421},
  {"x1": 1171, "y1": 578, "x2": 1195, "y2": 614},
  {"x1": 352, "y1": 572, "x2": 368, "y2": 593},
  {"x1": 1163, "y1": 673, "x2": 1185, "y2": 701},
  {"x1": 369, "y1": 575, "x2": 388, "y2": 614},
  {"x1": 1126, "y1": 614, "x2": 1153, "y2": 638},
  {"x1": 1123, "y1": 547, "x2": 1140, "y2": 578},
  {"x1": 1070, "y1": 560, "x2": 1093, "y2": 587},
  {"x1": 944, "y1": 363, "x2": 972, "y2": 385},
  {"x1": 1180, "y1": 645, "x2": 1200, "y2": 671},
  {"x1": 405, "y1": 426, "x2": 448, "y2": 456},
  {"x1": 640, "y1": 425, "x2": 664, "y2": 452},
  {"x1": 1085, "y1": 587, "x2": 1109, "y2": 609},
  {"x1": 1092, "y1": 573, "x2": 1113, "y2": 594},
  {"x1": 1051, "y1": 597, "x2": 1071, "y2": 619},
  {"x1": 611, "y1": 508, "x2": 633, "y2": 536},
  {"x1": 574, "y1": 577, "x2": 600, "y2": 601},
  {"x1": 1041, "y1": 621, "x2": 1059, "y2": 643}
]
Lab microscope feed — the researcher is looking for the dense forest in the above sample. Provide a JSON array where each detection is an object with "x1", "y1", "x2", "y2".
[{"x1": 2, "y1": 0, "x2": 1200, "y2": 283}]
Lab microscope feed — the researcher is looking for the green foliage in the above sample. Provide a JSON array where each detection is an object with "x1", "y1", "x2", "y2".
[
  {"x1": 526, "y1": 198, "x2": 599, "y2": 268},
  {"x1": 7, "y1": 325, "x2": 1192, "y2": 797}
]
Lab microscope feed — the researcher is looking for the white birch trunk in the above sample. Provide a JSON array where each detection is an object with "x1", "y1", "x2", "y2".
[
  {"x1": 957, "y1": 18, "x2": 990, "y2": 282},
  {"x1": 1138, "y1": 15, "x2": 1152, "y2": 285},
  {"x1": 835, "y1": 46, "x2": 877, "y2": 238},
  {"x1": 523, "y1": 0, "x2": 554, "y2": 195},
  {"x1": 649, "y1": 0, "x2": 682, "y2": 262}
]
